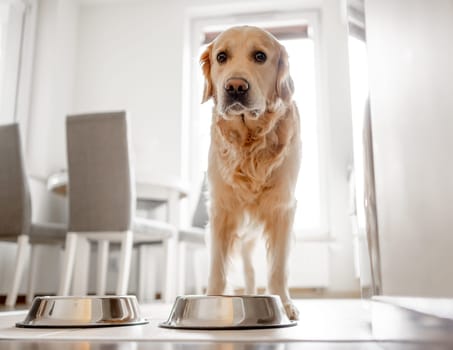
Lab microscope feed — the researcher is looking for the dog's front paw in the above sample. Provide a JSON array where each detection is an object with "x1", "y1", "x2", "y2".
[{"x1": 283, "y1": 301, "x2": 300, "y2": 320}]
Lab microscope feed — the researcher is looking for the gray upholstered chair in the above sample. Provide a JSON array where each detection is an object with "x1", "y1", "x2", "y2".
[
  {"x1": 0, "y1": 123, "x2": 66, "y2": 307},
  {"x1": 177, "y1": 175, "x2": 208, "y2": 295},
  {"x1": 58, "y1": 111, "x2": 177, "y2": 299}
]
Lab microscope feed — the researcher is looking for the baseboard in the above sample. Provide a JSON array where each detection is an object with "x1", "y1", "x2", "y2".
[
  {"x1": 0, "y1": 293, "x2": 163, "y2": 306},
  {"x1": 233, "y1": 287, "x2": 361, "y2": 299},
  {"x1": 0, "y1": 295, "x2": 27, "y2": 305},
  {"x1": 1, "y1": 290, "x2": 360, "y2": 307}
]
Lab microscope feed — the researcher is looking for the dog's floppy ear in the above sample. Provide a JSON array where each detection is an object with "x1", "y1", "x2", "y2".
[
  {"x1": 276, "y1": 44, "x2": 294, "y2": 102},
  {"x1": 200, "y1": 44, "x2": 213, "y2": 103}
]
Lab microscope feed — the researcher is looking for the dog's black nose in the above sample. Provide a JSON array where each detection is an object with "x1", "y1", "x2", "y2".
[{"x1": 225, "y1": 78, "x2": 249, "y2": 99}]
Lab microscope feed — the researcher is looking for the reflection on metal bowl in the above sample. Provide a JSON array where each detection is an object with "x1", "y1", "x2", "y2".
[
  {"x1": 160, "y1": 295, "x2": 296, "y2": 330},
  {"x1": 16, "y1": 295, "x2": 148, "y2": 328}
]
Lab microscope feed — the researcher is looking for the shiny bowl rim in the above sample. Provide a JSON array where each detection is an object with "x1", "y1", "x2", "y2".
[
  {"x1": 16, "y1": 295, "x2": 148, "y2": 328},
  {"x1": 159, "y1": 294, "x2": 297, "y2": 330}
]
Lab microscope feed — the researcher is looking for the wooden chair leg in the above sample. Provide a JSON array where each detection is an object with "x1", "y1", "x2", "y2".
[
  {"x1": 177, "y1": 241, "x2": 187, "y2": 296},
  {"x1": 26, "y1": 245, "x2": 39, "y2": 304},
  {"x1": 193, "y1": 247, "x2": 205, "y2": 295},
  {"x1": 137, "y1": 245, "x2": 146, "y2": 301},
  {"x1": 162, "y1": 236, "x2": 177, "y2": 302},
  {"x1": 137, "y1": 245, "x2": 158, "y2": 302},
  {"x1": 6, "y1": 235, "x2": 30, "y2": 307},
  {"x1": 116, "y1": 230, "x2": 133, "y2": 295},
  {"x1": 58, "y1": 233, "x2": 78, "y2": 296},
  {"x1": 72, "y1": 237, "x2": 90, "y2": 296},
  {"x1": 96, "y1": 240, "x2": 109, "y2": 295}
]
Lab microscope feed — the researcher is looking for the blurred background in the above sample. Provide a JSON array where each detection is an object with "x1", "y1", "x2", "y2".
[{"x1": 0, "y1": 0, "x2": 452, "y2": 302}]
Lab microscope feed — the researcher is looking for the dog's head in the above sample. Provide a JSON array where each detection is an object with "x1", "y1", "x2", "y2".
[{"x1": 200, "y1": 26, "x2": 294, "y2": 120}]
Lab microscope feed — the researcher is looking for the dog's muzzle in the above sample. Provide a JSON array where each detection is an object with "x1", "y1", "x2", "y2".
[{"x1": 224, "y1": 77, "x2": 249, "y2": 110}]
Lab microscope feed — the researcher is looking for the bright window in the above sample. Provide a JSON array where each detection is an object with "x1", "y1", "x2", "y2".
[
  {"x1": 192, "y1": 21, "x2": 325, "y2": 238},
  {"x1": 284, "y1": 38, "x2": 320, "y2": 234}
]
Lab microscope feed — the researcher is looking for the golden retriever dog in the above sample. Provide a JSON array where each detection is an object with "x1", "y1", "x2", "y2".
[{"x1": 200, "y1": 26, "x2": 301, "y2": 320}]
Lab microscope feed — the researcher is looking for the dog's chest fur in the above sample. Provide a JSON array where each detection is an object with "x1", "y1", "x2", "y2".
[{"x1": 212, "y1": 109, "x2": 294, "y2": 203}]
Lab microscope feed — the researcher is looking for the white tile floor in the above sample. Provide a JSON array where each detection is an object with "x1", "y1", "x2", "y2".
[
  {"x1": 0, "y1": 299, "x2": 372, "y2": 342},
  {"x1": 2, "y1": 298, "x2": 452, "y2": 350}
]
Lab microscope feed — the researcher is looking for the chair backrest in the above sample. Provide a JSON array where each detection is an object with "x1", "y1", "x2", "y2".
[
  {"x1": 66, "y1": 111, "x2": 135, "y2": 232},
  {"x1": 191, "y1": 174, "x2": 209, "y2": 229},
  {"x1": 0, "y1": 123, "x2": 31, "y2": 239}
]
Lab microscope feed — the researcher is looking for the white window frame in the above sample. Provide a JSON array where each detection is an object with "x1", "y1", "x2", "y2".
[{"x1": 182, "y1": 6, "x2": 330, "y2": 241}]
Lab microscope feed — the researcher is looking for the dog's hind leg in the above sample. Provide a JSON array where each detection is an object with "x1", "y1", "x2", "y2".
[{"x1": 241, "y1": 236, "x2": 258, "y2": 295}]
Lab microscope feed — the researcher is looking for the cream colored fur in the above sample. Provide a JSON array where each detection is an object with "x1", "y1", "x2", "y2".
[{"x1": 200, "y1": 26, "x2": 301, "y2": 320}]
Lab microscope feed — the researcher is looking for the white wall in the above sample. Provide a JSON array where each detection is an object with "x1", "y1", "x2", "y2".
[
  {"x1": 366, "y1": 0, "x2": 453, "y2": 296},
  {"x1": 0, "y1": 1, "x2": 23, "y2": 125},
  {"x1": 25, "y1": 0, "x2": 78, "y2": 226},
  {"x1": 74, "y1": 1, "x2": 183, "y2": 182},
  {"x1": 26, "y1": 0, "x2": 79, "y2": 184}
]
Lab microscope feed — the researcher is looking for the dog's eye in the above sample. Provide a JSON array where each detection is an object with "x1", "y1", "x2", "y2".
[
  {"x1": 217, "y1": 52, "x2": 227, "y2": 64},
  {"x1": 254, "y1": 51, "x2": 267, "y2": 63}
]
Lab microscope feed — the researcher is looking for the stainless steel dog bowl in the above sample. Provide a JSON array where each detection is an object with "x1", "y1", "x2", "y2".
[
  {"x1": 159, "y1": 295, "x2": 296, "y2": 330},
  {"x1": 16, "y1": 295, "x2": 148, "y2": 328}
]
